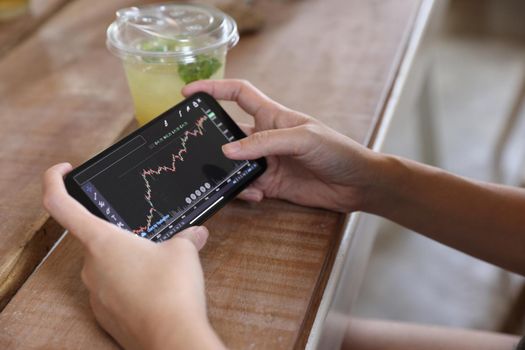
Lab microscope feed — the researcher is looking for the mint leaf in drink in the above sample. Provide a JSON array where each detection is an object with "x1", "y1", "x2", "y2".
[{"x1": 178, "y1": 55, "x2": 222, "y2": 84}]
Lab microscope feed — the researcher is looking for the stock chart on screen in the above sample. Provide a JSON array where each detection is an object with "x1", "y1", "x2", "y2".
[{"x1": 72, "y1": 98, "x2": 259, "y2": 241}]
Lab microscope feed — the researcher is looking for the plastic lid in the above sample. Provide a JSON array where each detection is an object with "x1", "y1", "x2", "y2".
[{"x1": 106, "y1": 3, "x2": 239, "y2": 59}]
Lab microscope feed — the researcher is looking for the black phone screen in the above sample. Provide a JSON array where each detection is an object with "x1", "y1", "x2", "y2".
[{"x1": 65, "y1": 92, "x2": 266, "y2": 242}]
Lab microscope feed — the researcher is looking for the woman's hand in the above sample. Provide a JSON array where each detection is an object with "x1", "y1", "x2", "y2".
[
  {"x1": 42, "y1": 163, "x2": 224, "y2": 350},
  {"x1": 183, "y1": 83, "x2": 525, "y2": 276},
  {"x1": 183, "y1": 79, "x2": 381, "y2": 213}
]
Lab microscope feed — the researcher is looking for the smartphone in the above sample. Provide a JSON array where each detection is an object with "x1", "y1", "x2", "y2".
[{"x1": 65, "y1": 92, "x2": 266, "y2": 242}]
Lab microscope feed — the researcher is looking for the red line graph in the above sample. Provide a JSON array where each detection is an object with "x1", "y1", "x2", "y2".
[{"x1": 132, "y1": 115, "x2": 208, "y2": 235}]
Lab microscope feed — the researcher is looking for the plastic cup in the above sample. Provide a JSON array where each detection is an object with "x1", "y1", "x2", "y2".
[
  {"x1": 0, "y1": 0, "x2": 29, "y2": 21},
  {"x1": 107, "y1": 3, "x2": 239, "y2": 125}
]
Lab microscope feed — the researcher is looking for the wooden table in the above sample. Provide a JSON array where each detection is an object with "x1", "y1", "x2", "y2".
[{"x1": 0, "y1": 0, "x2": 422, "y2": 348}]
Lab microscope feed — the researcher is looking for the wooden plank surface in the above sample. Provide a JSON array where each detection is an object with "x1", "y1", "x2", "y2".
[
  {"x1": 0, "y1": 0, "x2": 420, "y2": 348},
  {"x1": 0, "y1": 0, "x2": 71, "y2": 58},
  {"x1": 0, "y1": 0, "x2": 141, "y2": 311}
]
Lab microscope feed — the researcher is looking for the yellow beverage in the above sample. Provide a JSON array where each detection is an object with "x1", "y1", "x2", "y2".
[
  {"x1": 124, "y1": 55, "x2": 226, "y2": 125},
  {"x1": 0, "y1": 0, "x2": 29, "y2": 21},
  {"x1": 107, "y1": 4, "x2": 239, "y2": 125}
]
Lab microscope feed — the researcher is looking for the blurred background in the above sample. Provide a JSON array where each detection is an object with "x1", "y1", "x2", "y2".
[{"x1": 353, "y1": 0, "x2": 525, "y2": 336}]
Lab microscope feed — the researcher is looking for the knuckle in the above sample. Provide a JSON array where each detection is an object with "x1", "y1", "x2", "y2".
[
  {"x1": 259, "y1": 101, "x2": 280, "y2": 119},
  {"x1": 251, "y1": 130, "x2": 270, "y2": 144},
  {"x1": 42, "y1": 192, "x2": 56, "y2": 212},
  {"x1": 80, "y1": 266, "x2": 91, "y2": 288},
  {"x1": 300, "y1": 113, "x2": 317, "y2": 123},
  {"x1": 275, "y1": 104, "x2": 289, "y2": 117},
  {"x1": 290, "y1": 124, "x2": 323, "y2": 156},
  {"x1": 272, "y1": 105, "x2": 295, "y2": 127},
  {"x1": 237, "y1": 79, "x2": 258, "y2": 98},
  {"x1": 300, "y1": 123, "x2": 322, "y2": 138},
  {"x1": 238, "y1": 79, "x2": 252, "y2": 89},
  {"x1": 274, "y1": 107, "x2": 311, "y2": 129},
  {"x1": 43, "y1": 167, "x2": 54, "y2": 180}
]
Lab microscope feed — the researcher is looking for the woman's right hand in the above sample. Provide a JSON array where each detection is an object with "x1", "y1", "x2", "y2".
[{"x1": 183, "y1": 79, "x2": 381, "y2": 213}]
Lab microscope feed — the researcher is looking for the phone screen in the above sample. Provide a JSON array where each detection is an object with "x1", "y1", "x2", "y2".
[{"x1": 65, "y1": 93, "x2": 266, "y2": 242}]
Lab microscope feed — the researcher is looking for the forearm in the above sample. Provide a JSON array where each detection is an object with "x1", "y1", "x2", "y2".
[
  {"x1": 147, "y1": 315, "x2": 225, "y2": 350},
  {"x1": 343, "y1": 318, "x2": 520, "y2": 350},
  {"x1": 363, "y1": 154, "x2": 525, "y2": 275}
]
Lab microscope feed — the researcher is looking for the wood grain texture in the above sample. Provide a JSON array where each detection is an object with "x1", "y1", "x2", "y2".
[
  {"x1": 0, "y1": 201, "x2": 344, "y2": 349},
  {"x1": 202, "y1": 201, "x2": 344, "y2": 349},
  {"x1": 0, "y1": 0, "x2": 142, "y2": 312},
  {"x1": 0, "y1": 0, "x2": 420, "y2": 348},
  {"x1": 0, "y1": 0, "x2": 71, "y2": 58}
]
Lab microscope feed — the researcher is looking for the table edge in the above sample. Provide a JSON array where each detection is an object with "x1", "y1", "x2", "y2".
[{"x1": 305, "y1": 0, "x2": 437, "y2": 348}]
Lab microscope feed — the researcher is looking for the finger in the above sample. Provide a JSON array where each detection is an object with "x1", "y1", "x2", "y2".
[
  {"x1": 222, "y1": 125, "x2": 318, "y2": 160},
  {"x1": 170, "y1": 226, "x2": 209, "y2": 251},
  {"x1": 42, "y1": 163, "x2": 108, "y2": 245},
  {"x1": 237, "y1": 122, "x2": 255, "y2": 136},
  {"x1": 182, "y1": 79, "x2": 279, "y2": 119},
  {"x1": 237, "y1": 187, "x2": 264, "y2": 202}
]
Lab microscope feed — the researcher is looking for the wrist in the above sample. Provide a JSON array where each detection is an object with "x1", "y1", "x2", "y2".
[
  {"x1": 359, "y1": 153, "x2": 411, "y2": 215},
  {"x1": 146, "y1": 313, "x2": 224, "y2": 350}
]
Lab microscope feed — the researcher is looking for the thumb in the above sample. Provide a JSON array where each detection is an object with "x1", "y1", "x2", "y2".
[
  {"x1": 43, "y1": 163, "x2": 109, "y2": 246},
  {"x1": 170, "y1": 226, "x2": 209, "y2": 251},
  {"x1": 222, "y1": 125, "x2": 317, "y2": 160}
]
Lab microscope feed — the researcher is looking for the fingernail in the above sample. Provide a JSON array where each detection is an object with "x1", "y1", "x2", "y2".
[
  {"x1": 194, "y1": 226, "x2": 209, "y2": 249},
  {"x1": 244, "y1": 188, "x2": 262, "y2": 200},
  {"x1": 194, "y1": 226, "x2": 208, "y2": 235},
  {"x1": 222, "y1": 141, "x2": 241, "y2": 154},
  {"x1": 244, "y1": 188, "x2": 257, "y2": 196}
]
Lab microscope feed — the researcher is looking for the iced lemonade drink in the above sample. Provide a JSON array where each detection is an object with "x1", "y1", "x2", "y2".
[
  {"x1": 0, "y1": 0, "x2": 29, "y2": 21},
  {"x1": 107, "y1": 4, "x2": 239, "y2": 125},
  {"x1": 123, "y1": 53, "x2": 226, "y2": 125}
]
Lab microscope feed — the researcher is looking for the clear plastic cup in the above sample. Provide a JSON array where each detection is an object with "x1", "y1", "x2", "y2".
[
  {"x1": 107, "y1": 3, "x2": 239, "y2": 125},
  {"x1": 0, "y1": 0, "x2": 29, "y2": 21}
]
